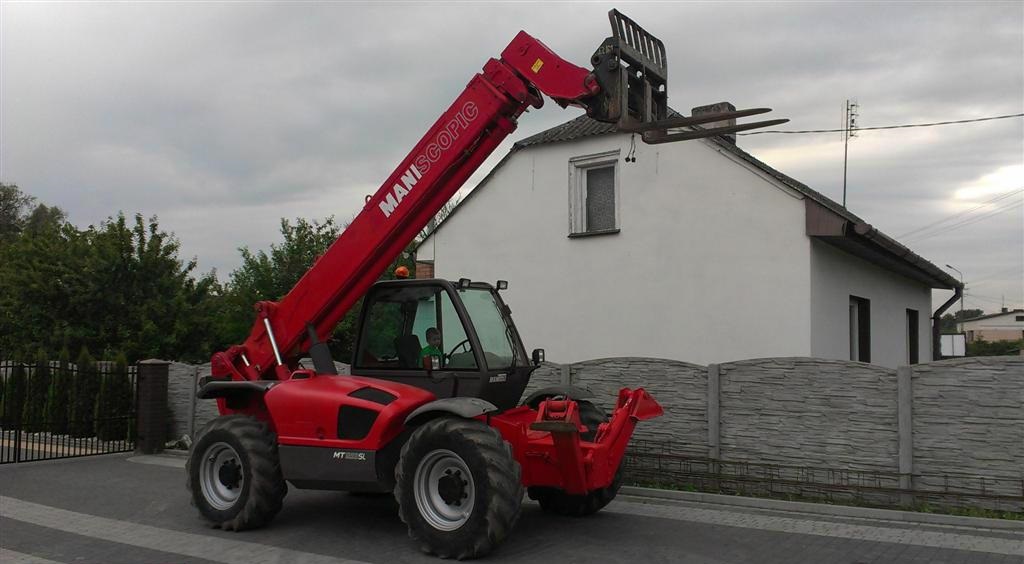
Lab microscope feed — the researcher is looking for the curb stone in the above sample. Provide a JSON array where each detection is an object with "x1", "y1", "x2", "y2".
[{"x1": 620, "y1": 486, "x2": 1024, "y2": 532}]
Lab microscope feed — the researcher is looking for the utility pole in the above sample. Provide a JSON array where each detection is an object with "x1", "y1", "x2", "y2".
[{"x1": 843, "y1": 99, "x2": 858, "y2": 208}]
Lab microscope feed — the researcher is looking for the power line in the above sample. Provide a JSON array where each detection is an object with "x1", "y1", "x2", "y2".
[
  {"x1": 920, "y1": 199, "x2": 1022, "y2": 234},
  {"x1": 904, "y1": 199, "x2": 1023, "y2": 243},
  {"x1": 967, "y1": 292, "x2": 1018, "y2": 302},
  {"x1": 897, "y1": 188, "x2": 1024, "y2": 239},
  {"x1": 964, "y1": 293, "x2": 1019, "y2": 308},
  {"x1": 737, "y1": 112, "x2": 1024, "y2": 136},
  {"x1": 969, "y1": 265, "x2": 1024, "y2": 284}
]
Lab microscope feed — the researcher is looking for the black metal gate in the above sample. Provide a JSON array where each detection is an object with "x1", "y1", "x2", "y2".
[{"x1": 0, "y1": 359, "x2": 137, "y2": 464}]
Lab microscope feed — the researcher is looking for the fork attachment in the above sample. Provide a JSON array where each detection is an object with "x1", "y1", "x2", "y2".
[
  {"x1": 587, "y1": 9, "x2": 669, "y2": 128},
  {"x1": 586, "y1": 9, "x2": 788, "y2": 142}
]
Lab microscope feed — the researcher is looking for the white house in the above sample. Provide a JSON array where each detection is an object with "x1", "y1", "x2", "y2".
[
  {"x1": 416, "y1": 109, "x2": 962, "y2": 368},
  {"x1": 958, "y1": 309, "x2": 1024, "y2": 343}
]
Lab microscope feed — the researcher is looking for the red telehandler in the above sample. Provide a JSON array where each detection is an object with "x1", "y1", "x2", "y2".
[{"x1": 187, "y1": 10, "x2": 785, "y2": 559}]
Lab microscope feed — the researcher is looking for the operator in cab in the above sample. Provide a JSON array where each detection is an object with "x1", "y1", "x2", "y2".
[{"x1": 420, "y1": 327, "x2": 443, "y2": 367}]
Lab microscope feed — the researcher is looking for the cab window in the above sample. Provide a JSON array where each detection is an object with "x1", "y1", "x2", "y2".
[{"x1": 355, "y1": 285, "x2": 477, "y2": 371}]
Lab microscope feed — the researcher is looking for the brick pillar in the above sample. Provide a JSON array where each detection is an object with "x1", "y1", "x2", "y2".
[
  {"x1": 136, "y1": 359, "x2": 170, "y2": 454},
  {"x1": 692, "y1": 102, "x2": 738, "y2": 144},
  {"x1": 415, "y1": 260, "x2": 434, "y2": 279}
]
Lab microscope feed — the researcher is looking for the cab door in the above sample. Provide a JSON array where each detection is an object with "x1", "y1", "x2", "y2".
[{"x1": 352, "y1": 281, "x2": 483, "y2": 399}]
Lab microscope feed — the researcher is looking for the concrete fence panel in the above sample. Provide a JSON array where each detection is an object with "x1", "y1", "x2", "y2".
[
  {"x1": 568, "y1": 357, "x2": 708, "y2": 452},
  {"x1": 718, "y1": 357, "x2": 899, "y2": 472},
  {"x1": 911, "y1": 356, "x2": 1023, "y2": 508},
  {"x1": 523, "y1": 362, "x2": 565, "y2": 397}
]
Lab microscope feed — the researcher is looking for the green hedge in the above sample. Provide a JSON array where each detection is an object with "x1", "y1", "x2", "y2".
[
  {"x1": 45, "y1": 348, "x2": 72, "y2": 434},
  {"x1": 22, "y1": 349, "x2": 51, "y2": 432},
  {"x1": 95, "y1": 353, "x2": 132, "y2": 441},
  {"x1": 2, "y1": 357, "x2": 27, "y2": 421},
  {"x1": 69, "y1": 347, "x2": 99, "y2": 437}
]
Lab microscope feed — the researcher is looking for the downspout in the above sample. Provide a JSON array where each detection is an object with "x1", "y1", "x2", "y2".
[{"x1": 932, "y1": 286, "x2": 963, "y2": 361}]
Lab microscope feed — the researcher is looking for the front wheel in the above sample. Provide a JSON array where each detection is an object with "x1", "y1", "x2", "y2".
[
  {"x1": 186, "y1": 415, "x2": 287, "y2": 531},
  {"x1": 395, "y1": 417, "x2": 523, "y2": 559}
]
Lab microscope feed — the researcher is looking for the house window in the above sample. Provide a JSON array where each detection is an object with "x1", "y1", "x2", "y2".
[
  {"x1": 569, "y1": 151, "x2": 619, "y2": 236},
  {"x1": 1016, "y1": 315, "x2": 1024, "y2": 322},
  {"x1": 906, "y1": 309, "x2": 919, "y2": 365},
  {"x1": 849, "y1": 296, "x2": 871, "y2": 363}
]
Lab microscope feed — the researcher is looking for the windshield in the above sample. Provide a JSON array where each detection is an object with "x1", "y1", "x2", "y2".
[{"x1": 459, "y1": 288, "x2": 517, "y2": 370}]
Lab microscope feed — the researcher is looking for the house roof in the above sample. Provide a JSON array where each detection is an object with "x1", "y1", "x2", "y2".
[
  {"x1": 961, "y1": 309, "x2": 1024, "y2": 323},
  {"x1": 421, "y1": 113, "x2": 963, "y2": 291}
]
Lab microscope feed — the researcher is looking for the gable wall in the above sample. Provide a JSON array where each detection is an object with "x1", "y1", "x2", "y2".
[{"x1": 419, "y1": 133, "x2": 813, "y2": 364}]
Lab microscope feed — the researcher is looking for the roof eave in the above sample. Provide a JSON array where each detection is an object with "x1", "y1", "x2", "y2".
[{"x1": 805, "y1": 199, "x2": 962, "y2": 290}]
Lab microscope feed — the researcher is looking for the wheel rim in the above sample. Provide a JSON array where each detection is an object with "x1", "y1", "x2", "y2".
[
  {"x1": 199, "y1": 442, "x2": 244, "y2": 510},
  {"x1": 413, "y1": 449, "x2": 475, "y2": 531}
]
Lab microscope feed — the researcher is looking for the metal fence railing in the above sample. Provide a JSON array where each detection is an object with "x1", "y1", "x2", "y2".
[
  {"x1": 623, "y1": 439, "x2": 1024, "y2": 513},
  {"x1": 0, "y1": 359, "x2": 137, "y2": 464}
]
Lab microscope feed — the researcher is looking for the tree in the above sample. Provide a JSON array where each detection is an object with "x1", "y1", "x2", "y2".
[
  {"x1": 940, "y1": 309, "x2": 985, "y2": 333},
  {"x1": 69, "y1": 347, "x2": 99, "y2": 437},
  {"x1": 220, "y1": 216, "x2": 415, "y2": 363},
  {"x1": 0, "y1": 207, "x2": 220, "y2": 362},
  {"x1": 0, "y1": 183, "x2": 35, "y2": 241},
  {"x1": 22, "y1": 349, "x2": 51, "y2": 432},
  {"x1": 45, "y1": 347, "x2": 72, "y2": 435},
  {"x1": 0, "y1": 208, "x2": 81, "y2": 357},
  {"x1": 24, "y1": 203, "x2": 67, "y2": 235}
]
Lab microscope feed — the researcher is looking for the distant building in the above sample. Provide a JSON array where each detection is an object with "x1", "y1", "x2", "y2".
[
  {"x1": 958, "y1": 309, "x2": 1024, "y2": 343},
  {"x1": 417, "y1": 107, "x2": 963, "y2": 368}
]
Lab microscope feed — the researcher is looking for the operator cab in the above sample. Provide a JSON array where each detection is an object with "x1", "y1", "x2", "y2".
[{"x1": 351, "y1": 278, "x2": 536, "y2": 410}]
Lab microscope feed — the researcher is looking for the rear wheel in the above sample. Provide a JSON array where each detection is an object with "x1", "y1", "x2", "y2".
[
  {"x1": 527, "y1": 400, "x2": 622, "y2": 516},
  {"x1": 186, "y1": 415, "x2": 287, "y2": 531},
  {"x1": 395, "y1": 417, "x2": 523, "y2": 559}
]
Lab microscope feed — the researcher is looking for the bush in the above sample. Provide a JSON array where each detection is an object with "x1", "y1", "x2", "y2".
[
  {"x1": 22, "y1": 349, "x2": 51, "y2": 432},
  {"x1": 45, "y1": 348, "x2": 72, "y2": 435},
  {"x1": 967, "y1": 338, "x2": 1022, "y2": 357},
  {"x1": 69, "y1": 347, "x2": 99, "y2": 437},
  {"x1": 1, "y1": 359, "x2": 27, "y2": 422},
  {"x1": 95, "y1": 353, "x2": 132, "y2": 441}
]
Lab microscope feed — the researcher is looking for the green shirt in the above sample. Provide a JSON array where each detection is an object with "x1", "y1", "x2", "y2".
[{"x1": 420, "y1": 345, "x2": 442, "y2": 367}]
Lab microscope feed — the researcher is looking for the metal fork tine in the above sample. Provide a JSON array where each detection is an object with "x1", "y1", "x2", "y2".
[
  {"x1": 642, "y1": 118, "x2": 790, "y2": 144},
  {"x1": 621, "y1": 108, "x2": 774, "y2": 133}
]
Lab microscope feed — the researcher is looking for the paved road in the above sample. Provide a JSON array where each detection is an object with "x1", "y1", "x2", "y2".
[{"x1": 0, "y1": 453, "x2": 1021, "y2": 564}]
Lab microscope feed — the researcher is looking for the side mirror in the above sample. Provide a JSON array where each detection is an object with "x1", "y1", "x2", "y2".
[{"x1": 531, "y1": 348, "x2": 545, "y2": 366}]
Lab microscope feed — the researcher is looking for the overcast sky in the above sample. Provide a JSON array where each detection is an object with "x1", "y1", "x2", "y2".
[{"x1": 2, "y1": 1, "x2": 1022, "y2": 312}]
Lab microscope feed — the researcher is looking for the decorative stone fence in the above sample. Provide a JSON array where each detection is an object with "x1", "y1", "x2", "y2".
[
  {"x1": 165, "y1": 355, "x2": 1022, "y2": 511},
  {"x1": 527, "y1": 356, "x2": 1022, "y2": 511}
]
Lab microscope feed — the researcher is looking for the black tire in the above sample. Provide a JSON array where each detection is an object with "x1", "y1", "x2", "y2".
[
  {"x1": 527, "y1": 400, "x2": 622, "y2": 517},
  {"x1": 394, "y1": 417, "x2": 523, "y2": 560},
  {"x1": 186, "y1": 414, "x2": 287, "y2": 531}
]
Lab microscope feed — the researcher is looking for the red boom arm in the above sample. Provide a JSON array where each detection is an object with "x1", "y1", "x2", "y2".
[{"x1": 212, "y1": 32, "x2": 599, "y2": 382}]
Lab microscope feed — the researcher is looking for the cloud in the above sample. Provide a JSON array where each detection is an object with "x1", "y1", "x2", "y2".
[{"x1": 2, "y1": 2, "x2": 1021, "y2": 310}]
